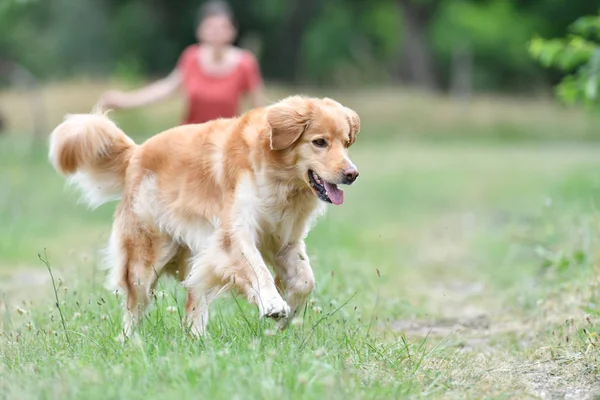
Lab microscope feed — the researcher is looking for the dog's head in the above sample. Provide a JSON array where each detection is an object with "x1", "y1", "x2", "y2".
[{"x1": 266, "y1": 96, "x2": 360, "y2": 205}]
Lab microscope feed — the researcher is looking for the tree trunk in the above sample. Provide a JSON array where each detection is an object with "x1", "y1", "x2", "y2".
[{"x1": 396, "y1": 0, "x2": 437, "y2": 91}]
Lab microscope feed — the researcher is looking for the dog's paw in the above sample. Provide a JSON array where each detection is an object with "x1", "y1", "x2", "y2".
[
  {"x1": 114, "y1": 332, "x2": 128, "y2": 344},
  {"x1": 115, "y1": 330, "x2": 139, "y2": 344},
  {"x1": 275, "y1": 317, "x2": 292, "y2": 331},
  {"x1": 259, "y1": 296, "x2": 290, "y2": 320},
  {"x1": 188, "y1": 325, "x2": 205, "y2": 339},
  {"x1": 185, "y1": 317, "x2": 207, "y2": 339}
]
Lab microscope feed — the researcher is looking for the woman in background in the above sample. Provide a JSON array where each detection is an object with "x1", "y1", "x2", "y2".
[{"x1": 99, "y1": 1, "x2": 263, "y2": 124}]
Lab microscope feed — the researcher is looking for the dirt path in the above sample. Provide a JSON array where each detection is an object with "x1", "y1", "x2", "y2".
[{"x1": 384, "y1": 212, "x2": 600, "y2": 399}]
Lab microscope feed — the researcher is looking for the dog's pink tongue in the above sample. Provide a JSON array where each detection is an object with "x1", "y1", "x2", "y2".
[{"x1": 324, "y1": 182, "x2": 344, "y2": 205}]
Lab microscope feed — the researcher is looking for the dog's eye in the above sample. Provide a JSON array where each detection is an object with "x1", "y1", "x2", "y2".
[{"x1": 312, "y1": 139, "x2": 327, "y2": 148}]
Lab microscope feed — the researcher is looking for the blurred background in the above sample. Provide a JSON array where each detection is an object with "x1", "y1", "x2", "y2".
[
  {"x1": 1, "y1": 0, "x2": 599, "y2": 138},
  {"x1": 1, "y1": 0, "x2": 597, "y2": 90}
]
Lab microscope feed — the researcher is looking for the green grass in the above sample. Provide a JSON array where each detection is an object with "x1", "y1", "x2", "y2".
[{"x1": 3, "y1": 85, "x2": 600, "y2": 398}]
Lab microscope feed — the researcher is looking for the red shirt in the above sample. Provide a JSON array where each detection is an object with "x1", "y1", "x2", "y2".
[{"x1": 176, "y1": 44, "x2": 262, "y2": 125}]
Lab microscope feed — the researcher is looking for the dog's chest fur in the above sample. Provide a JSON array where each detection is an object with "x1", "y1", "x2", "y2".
[{"x1": 250, "y1": 178, "x2": 324, "y2": 247}]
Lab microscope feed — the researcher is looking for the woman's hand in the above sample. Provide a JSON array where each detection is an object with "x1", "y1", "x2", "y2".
[{"x1": 98, "y1": 90, "x2": 130, "y2": 110}]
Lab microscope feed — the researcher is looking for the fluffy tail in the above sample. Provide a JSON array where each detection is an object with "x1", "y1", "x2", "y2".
[{"x1": 49, "y1": 109, "x2": 136, "y2": 208}]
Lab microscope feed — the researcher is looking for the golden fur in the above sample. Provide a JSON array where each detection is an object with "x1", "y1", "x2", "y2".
[{"x1": 48, "y1": 95, "x2": 360, "y2": 338}]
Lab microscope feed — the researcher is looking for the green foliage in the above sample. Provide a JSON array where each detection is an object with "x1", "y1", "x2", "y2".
[
  {"x1": 281, "y1": 0, "x2": 400, "y2": 85},
  {"x1": 111, "y1": 57, "x2": 145, "y2": 86},
  {"x1": 301, "y1": 3, "x2": 356, "y2": 84},
  {"x1": 431, "y1": 0, "x2": 540, "y2": 89},
  {"x1": 0, "y1": 0, "x2": 599, "y2": 91},
  {"x1": 529, "y1": 13, "x2": 600, "y2": 107},
  {"x1": 108, "y1": 1, "x2": 162, "y2": 82},
  {"x1": 358, "y1": 1, "x2": 402, "y2": 61}
]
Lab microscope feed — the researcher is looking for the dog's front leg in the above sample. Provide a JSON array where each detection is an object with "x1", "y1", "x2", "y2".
[
  {"x1": 274, "y1": 240, "x2": 315, "y2": 327},
  {"x1": 184, "y1": 228, "x2": 290, "y2": 335},
  {"x1": 232, "y1": 231, "x2": 291, "y2": 320}
]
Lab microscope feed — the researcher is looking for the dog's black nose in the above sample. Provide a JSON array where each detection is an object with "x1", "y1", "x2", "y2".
[{"x1": 343, "y1": 167, "x2": 359, "y2": 184}]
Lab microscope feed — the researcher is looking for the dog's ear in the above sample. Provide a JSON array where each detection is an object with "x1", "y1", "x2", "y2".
[
  {"x1": 344, "y1": 107, "x2": 360, "y2": 146},
  {"x1": 322, "y1": 97, "x2": 360, "y2": 146},
  {"x1": 267, "y1": 96, "x2": 313, "y2": 151}
]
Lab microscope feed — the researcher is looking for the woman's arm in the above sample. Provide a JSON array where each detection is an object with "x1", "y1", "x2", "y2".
[
  {"x1": 98, "y1": 69, "x2": 182, "y2": 110},
  {"x1": 247, "y1": 84, "x2": 264, "y2": 109}
]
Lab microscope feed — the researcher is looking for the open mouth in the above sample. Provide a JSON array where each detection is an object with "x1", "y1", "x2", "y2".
[{"x1": 308, "y1": 170, "x2": 344, "y2": 205}]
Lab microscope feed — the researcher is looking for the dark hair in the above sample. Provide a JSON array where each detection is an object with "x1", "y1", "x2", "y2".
[{"x1": 197, "y1": 1, "x2": 236, "y2": 26}]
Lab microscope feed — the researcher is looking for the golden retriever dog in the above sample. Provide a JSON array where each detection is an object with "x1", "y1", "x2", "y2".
[{"x1": 48, "y1": 95, "x2": 360, "y2": 338}]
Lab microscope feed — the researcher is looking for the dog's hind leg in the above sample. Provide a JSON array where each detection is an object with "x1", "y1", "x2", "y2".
[
  {"x1": 120, "y1": 239, "x2": 178, "y2": 340},
  {"x1": 108, "y1": 212, "x2": 177, "y2": 341},
  {"x1": 161, "y1": 246, "x2": 210, "y2": 337}
]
